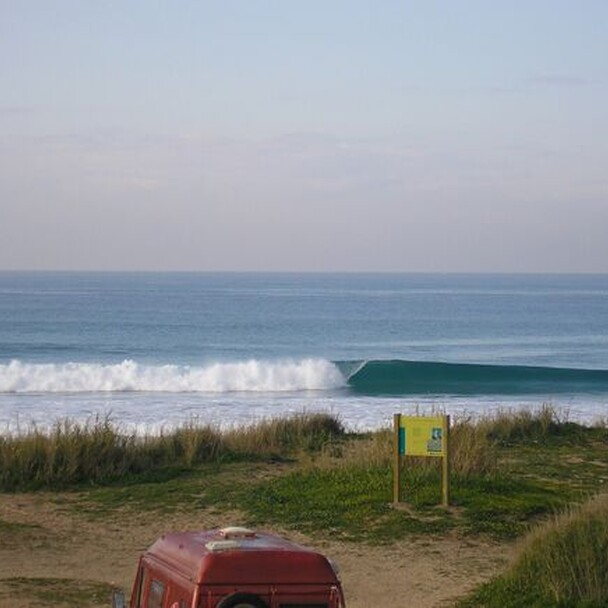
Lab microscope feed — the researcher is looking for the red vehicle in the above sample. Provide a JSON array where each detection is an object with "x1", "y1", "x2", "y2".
[{"x1": 113, "y1": 526, "x2": 346, "y2": 608}]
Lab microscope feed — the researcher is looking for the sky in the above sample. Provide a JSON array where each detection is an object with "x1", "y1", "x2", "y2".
[{"x1": 1, "y1": 1, "x2": 607, "y2": 272}]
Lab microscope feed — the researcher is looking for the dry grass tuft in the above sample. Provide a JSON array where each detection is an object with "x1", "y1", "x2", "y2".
[{"x1": 223, "y1": 412, "x2": 344, "y2": 457}]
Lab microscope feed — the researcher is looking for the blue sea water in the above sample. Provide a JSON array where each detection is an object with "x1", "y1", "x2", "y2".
[{"x1": 1, "y1": 272, "x2": 607, "y2": 432}]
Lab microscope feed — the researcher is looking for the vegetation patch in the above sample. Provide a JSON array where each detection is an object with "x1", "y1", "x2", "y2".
[
  {"x1": 0, "y1": 577, "x2": 114, "y2": 607},
  {"x1": 234, "y1": 465, "x2": 454, "y2": 541},
  {"x1": 0, "y1": 518, "x2": 42, "y2": 534},
  {"x1": 2, "y1": 407, "x2": 608, "y2": 604},
  {"x1": 458, "y1": 493, "x2": 608, "y2": 607},
  {"x1": 0, "y1": 413, "x2": 344, "y2": 491},
  {"x1": 453, "y1": 476, "x2": 566, "y2": 538},
  {"x1": 220, "y1": 463, "x2": 569, "y2": 542},
  {"x1": 53, "y1": 407, "x2": 607, "y2": 546},
  {"x1": 0, "y1": 518, "x2": 44, "y2": 549},
  {"x1": 76, "y1": 462, "x2": 259, "y2": 517}
]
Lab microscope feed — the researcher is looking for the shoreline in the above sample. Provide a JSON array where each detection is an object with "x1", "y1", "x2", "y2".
[{"x1": 1, "y1": 391, "x2": 607, "y2": 437}]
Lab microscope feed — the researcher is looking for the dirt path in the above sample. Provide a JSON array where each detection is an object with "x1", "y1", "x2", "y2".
[{"x1": 0, "y1": 493, "x2": 513, "y2": 608}]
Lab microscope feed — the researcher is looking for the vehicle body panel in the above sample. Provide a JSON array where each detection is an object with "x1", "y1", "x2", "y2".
[{"x1": 124, "y1": 527, "x2": 346, "y2": 608}]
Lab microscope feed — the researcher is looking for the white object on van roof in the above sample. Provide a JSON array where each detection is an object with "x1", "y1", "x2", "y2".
[
  {"x1": 204, "y1": 539, "x2": 241, "y2": 552},
  {"x1": 218, "y1": 526, "x2": 256, "y2": 539}
]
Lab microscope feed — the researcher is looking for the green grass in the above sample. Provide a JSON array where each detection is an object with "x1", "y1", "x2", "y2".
[
  {"x1": 74, "y1": 462, "x2": 251, "y2": 517},
  {"x1": 234, "y1": 465, "x2": 455, "y2": 541},
  {"x1": 206, "y1": 464, "x2": 567, "y2": 541},
  {"x1": 454, "y1": 476, "x2": 565, "y2": 537}
]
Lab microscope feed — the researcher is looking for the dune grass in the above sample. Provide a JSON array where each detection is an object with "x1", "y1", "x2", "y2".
[
  {"x1": 459, "y1": 492, "x2": 608, "y2": 607},
  {"x1": 0, "y1": 412, "x2": 344, "y2": 491},
  {"x1": 1, "y1": 405, "x2": 581, "y2": 492}
]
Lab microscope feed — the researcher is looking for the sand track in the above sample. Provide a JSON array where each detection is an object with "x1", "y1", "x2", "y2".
[{"x1": 0, "y1": 493, "x2": 513, "y2": 608}]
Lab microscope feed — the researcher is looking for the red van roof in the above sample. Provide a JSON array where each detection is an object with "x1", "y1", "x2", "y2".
[{"x1": 144, "y1": 528, "x2": 338, "y2": 586}]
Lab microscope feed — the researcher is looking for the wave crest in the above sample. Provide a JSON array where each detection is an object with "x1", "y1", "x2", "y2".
[
  {"x1": 0, "y1": 359, "x2": 346, "y2": 393},
  {"x1": 345, "y1": 359, "x2": 608, "y2": 395}
]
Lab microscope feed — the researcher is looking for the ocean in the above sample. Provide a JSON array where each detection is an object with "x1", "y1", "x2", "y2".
[{"x1": 1, "y1": 272, "x2": 607, "y2": 433}]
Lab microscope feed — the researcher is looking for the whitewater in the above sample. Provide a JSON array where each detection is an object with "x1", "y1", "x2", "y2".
[
  {"x1": 1, "y1": 272, "x2": 607, "y2": 433},
  {"x1": 0, "y1": 359, "x2": 345, "y2": 393}
]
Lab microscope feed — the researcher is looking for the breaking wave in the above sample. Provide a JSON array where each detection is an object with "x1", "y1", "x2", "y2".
[
  {"x1": 3, "y1": 358, "x2": 608, "y2": 397},
  {"x1": 0, "y1": 359, "x2": 346, "y2": 393},
  {"x1": 342, "y1": 359, "x2": 608, "y2": 395}
]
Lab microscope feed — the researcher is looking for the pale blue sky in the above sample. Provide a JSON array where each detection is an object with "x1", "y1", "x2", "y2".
[{"x1": 1, "y1": 1, "x2": 607, "y2": 271}]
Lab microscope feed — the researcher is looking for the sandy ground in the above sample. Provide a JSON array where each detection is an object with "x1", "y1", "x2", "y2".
[{"x1": 0, "y1": 492, "x2": 514, "y2": 608}]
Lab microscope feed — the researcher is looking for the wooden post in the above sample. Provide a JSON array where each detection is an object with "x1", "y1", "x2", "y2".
[
  {"x1": 441, "y1": 415, "x2": 450, "y2": 507},
  {"x1": 393, "y1": 413, "x2": 401, "y2": 504}
]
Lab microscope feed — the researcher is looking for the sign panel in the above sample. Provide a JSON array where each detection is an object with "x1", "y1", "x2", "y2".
[
  {"x1": 394, "y1": 413, "x2": 450, "y2": 506},
  {"x1": 399, "y1": 415, "x2": 446, "y2": 457}
]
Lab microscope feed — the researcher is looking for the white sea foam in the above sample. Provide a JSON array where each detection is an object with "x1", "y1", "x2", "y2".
[
  {"x1": 1, "y1": 390, "x2": 606, "y2": 436},
  {"x1": 0, "y1": 359, "x2": 346, "y2": 393}
]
